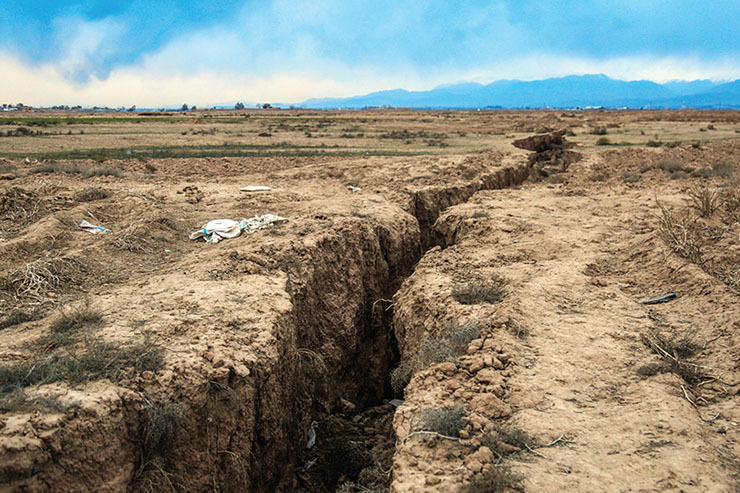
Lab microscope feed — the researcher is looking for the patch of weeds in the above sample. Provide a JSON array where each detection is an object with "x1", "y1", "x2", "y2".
[
  {"x1": 691, "y1": 168, "x2": 714, "y2": 179},
  {"x1": 622, "y1": 172, "x2": 641, "y2": 183},
  {"x1": 81, "y1": 165, "x2": 122, "y2": 178},
  {"x1": 710, "y1": 263, "x2": 740, "y2": 290},
  {"x1": 73, "y1": 187, "x2": 110, "y2": 202},
  {"x1": 656, "y1": 202, "x2": 703, "y2": 264},
  {"x1": 646, "y1": 140, "x2": 662, "y2": 148},
  {"x1": 669, "y1": 170, "x2": 689, "y2": 180},
  {"x1": 472, "y1": 211, "x2": 490, "y2": 219},
  {"x1": 711, "y1": 160, "x2": 734, "y2": 178},
  {"x1": 412, "y1": 405, "x2": 467, "y2": 437},
  {"x1": 142, "y1": 398, "x2": 181, "y2": 462},
  {"x1": 0, "y1": 308, "x2": 42, "y2": 330},
  {"x1": 596, "y1": 137, "x2": 611, "y2": 146},
  {"x1": 656, "y1": 159, "x2": 688, "y2": 174},
  {"x1": 639, "y1": 164, "x2": 652, "y2": 174},
  {"x1": 687, "y1": 185, "x2": 719, "y2": 217},
  {"x1": 49, "y1": 300, "x2": 103, "y2": 335},
  {"x1": 590, "y1": 126, "x2": 608, "y2": 135},
  {"x1": 452, "y1": 275, "x2": 508, "y2": 305},
  {"x1": 463, "y1": 466, "x2": 523, "y2": 493}
]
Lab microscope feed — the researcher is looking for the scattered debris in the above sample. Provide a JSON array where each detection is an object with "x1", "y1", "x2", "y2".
[
  {"x1": 189, "y1": 214, "x2": 287, "y2": 243},
  {"x1": 240, "y1": 185, "x2": 272, "y2": 192},
  {"x1": 347, "y1": 186, "x2": 361, "y2": 192},
  {"x1": 79, "y1": 219, "x2": 111, "y2": 234},
  {"x1": 389, "y1": 399, "x2": 404, "y2": 408},
  {"x1": 306, "y1": 421, "x2": 318, "y2": 450},
  {"x1": 641, "y1": 293, "x2": 677, "y2": 305}
]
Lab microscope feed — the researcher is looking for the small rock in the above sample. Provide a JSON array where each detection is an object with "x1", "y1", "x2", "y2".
[
  {"x1": 483, "y1": 339, "x2": 496, "y2": 351},
  {"x1": 483, "y1": 354, "x2": 494, "y2": 367},
  {"x1": 459, "y1": 429, "x2": 470, "y2": 439},
  {"x1": 469, "y1": 358, "x2": 485, "y2": 374},
  {"x1": 492, "y1": 357, "x2": 504, "y2": 370},
  {"x1": 467, "y1": 339, "x2": 484, "y2": 354},
  {"x1": 464, "y1": 458, "x2": 483, "y2": 473},
  {"x1": 438, "y1": 361, "x2": 457, "y2": 375}
]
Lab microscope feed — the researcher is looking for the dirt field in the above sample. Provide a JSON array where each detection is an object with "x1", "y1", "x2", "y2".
[{"x1": 1, "y1": 109, "x2": 739, "y2": 492}]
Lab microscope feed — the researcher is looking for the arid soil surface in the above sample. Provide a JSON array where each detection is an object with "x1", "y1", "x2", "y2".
[{"x1": 0, "y1": 109, "x2": 739, "y2": 492}]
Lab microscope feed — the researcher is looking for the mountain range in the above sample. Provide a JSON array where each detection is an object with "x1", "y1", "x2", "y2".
[{"x1": 299, "y1": 74, "x2": 740, "y2": 110}]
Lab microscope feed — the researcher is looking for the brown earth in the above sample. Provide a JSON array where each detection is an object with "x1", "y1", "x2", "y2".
[{"x1": 0, "y1": 110, "x2": 739, "y2": 492}]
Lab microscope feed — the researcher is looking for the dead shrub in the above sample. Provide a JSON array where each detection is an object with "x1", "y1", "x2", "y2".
[
  {"x1": 596, "y1": 137, "x2": 611, "y2": 146},
  {"x1": 656, "y1": 202, "x2": 703, "y2": 264},
  {"x1": 646, "y1": 140, "x2": 662, "y2": 148},
  {"x1": 480, "y1": 423, "x2": 538, "y2": 459},
  {"x1": 73, "y1": 187, "x2": 110, "y2": 202},
  {"x1": 641, "y1": 331, "x2": 708, "y2": 387},
  {"x1": 452, "y1": 276, "x2": 508, "y2": 305},
  {"x1": 687, "y1": 185, "x2": 720, "y2": 217},
  {"x1": 636, "y1": 362, "x2": 667, "y2": 378},
  {"x1": 0, "y1": 187, "x2": 44, "y2": 224},
  {"x1": 413, "y1": 405, "x2": 467, "y2": 437},
  {"x1": 463, "y1": 466, "x2": 523, "y2": 493},
  {"x1": 5, "y1": 256, "x2": 85, "y2": 300}
]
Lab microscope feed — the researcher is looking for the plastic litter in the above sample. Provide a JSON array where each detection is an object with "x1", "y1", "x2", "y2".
[
  {"x1": 347, "y1": 186, "x2": 361, "y2": 192},
  {"x1": 306, "y1": 421, "x2": 317, "y2": 450},
  {"x1": 389, "y1": 398, "x2": 404, "y2": 408},
  {"x1": 79, "y1": 219, "x2": 111, "y2": 234},
  {"x1": 641, "y1": 293, "x2": 677, "y2": 305},
  {"x1": 240, "y1": 185, "x2": 271, "y2": 192},
  {"x1": 189, "y1": 214, "x2": 287, "y2": 243}
]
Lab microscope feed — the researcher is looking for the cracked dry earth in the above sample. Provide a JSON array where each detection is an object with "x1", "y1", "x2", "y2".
[
  {"x1": 2, "y1": 123, "x2": 740, "y2": 492},
  {"x1": 392, "y1": 152, "x2": 740, "y2": 492}
]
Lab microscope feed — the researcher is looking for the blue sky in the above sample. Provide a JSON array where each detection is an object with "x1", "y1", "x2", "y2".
[{"x1": 2, "y1": 1, "x2": 740, "y2": 106}]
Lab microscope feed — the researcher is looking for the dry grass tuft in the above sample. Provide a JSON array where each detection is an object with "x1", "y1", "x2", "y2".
[
  {"x1": 710, "y1": 263, "x2": 740, "y2": 290},
  {"x1": 656, "y1": 202, "x2": 703, "y2": 264},
  {"x1": 412, "y1": 405, "x2": 467, "y2": 437},
  {"x1": 687, "y1": 185, "x2": 720, "y2": 217},
  {"x1": 452, "y1": 275, "x2": 508, "y2": 305},
  {"x1": 463, "y1": 467, "x2": 523, "y2": 493},
  {"x1": 390, "y1": 321, "x2": 481, "y2": 395},
  {"x1": 73, "y1": 187, "x2": 111, "y2": 202}
]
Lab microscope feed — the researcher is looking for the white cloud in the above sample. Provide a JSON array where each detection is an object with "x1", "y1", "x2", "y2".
[{"x1": 2, "y1": 50, "x2": 740, "y2": 108}]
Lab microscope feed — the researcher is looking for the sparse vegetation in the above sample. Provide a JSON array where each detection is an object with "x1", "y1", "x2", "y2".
[
  {"x1": 596, "y1": 137, "x2": 611, "y2": 146},
  {"x1": 412, "y1": 405, "x2": 467, "y2": 437},
  {"x1": 451, "y1": 275, "x2": 508, "y2": 304},
  {"x1": 480, "y1": 423, "x2": 539, "y2": 459},
  {"x1": 391, "y1": 321, "x2": 481, "y2": 394},
  {"x1": 687, "y1": 185, "x2": 720, "y2": 217},
  {"x1": 0, "y1": 308, "x2": 42, "y2": 330},
  {"x1": 73, "y1": 187, "x2": 111, "y2": 202},
  {"x1": 463, "y1": 466, "x2": 523, "y2": 493},
  {"x1": 656, "y1": 202, "x2": 703, "y2": 264}
]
